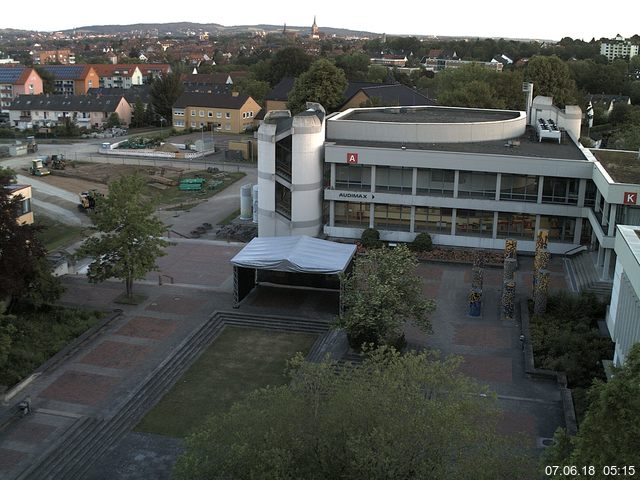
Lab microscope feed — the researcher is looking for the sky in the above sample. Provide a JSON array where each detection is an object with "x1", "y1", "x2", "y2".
[{"x1": 4, "y1": 0, "x2": 639, "y2": 41}]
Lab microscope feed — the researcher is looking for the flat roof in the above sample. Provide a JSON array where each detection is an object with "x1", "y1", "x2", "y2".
[
  {"x1": 589, "y1": 149, "x2": 640, "y2": 184},
  {"x1": 329, "y1": 128, "x2": 588, "y2": 161},
  {"x1": 340, "y1": 106, "x2": 520, "y2": 124}
]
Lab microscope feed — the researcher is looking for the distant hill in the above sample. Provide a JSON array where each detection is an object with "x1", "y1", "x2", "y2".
[{"x1": 67, "y1": 22, "x2": 379, "y2": 38}]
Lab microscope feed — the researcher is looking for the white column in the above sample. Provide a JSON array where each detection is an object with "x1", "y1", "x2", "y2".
[
  {"x1": 495, "y1": 173, "x2": 501, "y2": 201},
  {"x1": 369, "y1": 203, "x2": 374, "y2": 228},
  {"x1": 330, "y1": 163, "x2": 336, "y2": 188},
  {"x1": 577, "y1": 179, "x2": 586, "y2": 208},
  {"x1": 603, "y1": 249, "x2": 612, "y2": 281},
  {"x1": 370, "y1": 165, "x2": 376, "y2": 193},
  {"x1": 450, "y1": 209, "x2": 457, "y2": 236},
  {"x1": 453, "y1": 170, "x2": 460, "y2": 198},
  {"x1": 410, "y1": 206, "x2": 416, "y2": 233},
  {"x1": 608, "y1": 204, "x2": 617, "y2": 236},
  {"x1": 412, "y1": 167, "x2": 417, "y2": 196},
  {"x1": 574, "y1": 218, "x2": 583, "y2": 245},
  {"x1": 329, "y1": 200, "x2": 335, "y2": 227},
  {"x1": 492, "y1": 211, "x2": 498, "y2": 239},
  {"x1": 537, "y1": 176, "x2": 544, "y2": 203}
]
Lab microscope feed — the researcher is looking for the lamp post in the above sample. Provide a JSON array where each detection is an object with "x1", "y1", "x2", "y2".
[{"x1": 159, "y1": 116, "x2": 166, "y2": 137}]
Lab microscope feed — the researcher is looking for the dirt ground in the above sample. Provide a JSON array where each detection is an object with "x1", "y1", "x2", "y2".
[{"x1": 28, "y1": 163, "x2": 186, "y2": 196}]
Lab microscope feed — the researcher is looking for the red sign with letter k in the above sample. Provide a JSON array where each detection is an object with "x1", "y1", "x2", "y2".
[{"x1": 624, "y1": 192, "x2": 637, "y2": 205}]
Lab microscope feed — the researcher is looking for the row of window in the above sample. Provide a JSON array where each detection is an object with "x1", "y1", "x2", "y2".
[
  {"x1": 334, "y1": 165, "x2": 588, "y2": 205},
  {"x1": 333, "y1": 202, "x2": 577, "y2": 242}
]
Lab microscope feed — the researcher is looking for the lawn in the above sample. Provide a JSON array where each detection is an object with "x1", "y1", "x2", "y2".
[
  {"x1": 135, "y1": 327, "x2": 318, "y2": 438},
  {"x1": 35, "y1": 216, "x2": 86, "y2": 252}
]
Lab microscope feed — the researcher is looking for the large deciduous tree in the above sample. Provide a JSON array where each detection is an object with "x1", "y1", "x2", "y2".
[
  {"x1": 287, "y1": 59, "x2": 348, "y2": 114},
  {"x1": 150, "y1": 69, "x2": 184, "y2": 126},
  {"x1": 77, "y1": 174, "x2": 168, "y2": 298},
  {"x1": 269, "y1": 47, "x2": 312, "y2": 86},
  {"x1": 544, "y1": 343, "x2": 640, "y2": 475},
  {"x1": 338, "y1": 244, "x2": 435, "y2": 349},
  {"x1": 0, "y1": 168, "x2": 61, "y2": 311},
  {"x1": 525, "y1": 55, "x2": 579, "y2": 107},
  {"x1": 174, "y1": 347, "x2": 534, "y2": 480}
]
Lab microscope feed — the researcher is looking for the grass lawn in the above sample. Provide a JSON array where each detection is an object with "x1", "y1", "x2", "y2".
[
  {"x1": 35, "y1": 216, "x2": 86, "y2": 252},
  {"x1": 135, "y1": 327, "x2": 318, "y2": 438}
]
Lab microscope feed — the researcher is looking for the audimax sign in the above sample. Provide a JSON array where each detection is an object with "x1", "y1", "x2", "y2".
[{"x1": 337, "y1": 192, "x2": 374, "y2": 199}]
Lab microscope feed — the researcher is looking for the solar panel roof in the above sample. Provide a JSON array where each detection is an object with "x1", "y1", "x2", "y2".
[
  {"x1": 40, "y1": 65, "x2": 87, "y2": 79},
  {"x1": 0, "y1": 67, "x2": 26, "y2": 84}
]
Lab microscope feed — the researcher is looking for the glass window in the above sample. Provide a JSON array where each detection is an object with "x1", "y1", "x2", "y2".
[
  {"x1": 415, "y1": 206, "x2": 453, "y2": 233},
  {"x1": 458, "y1": 171, "x2": 497, "y2": 199},
  {"x1": 335, "y1": 165, "x2": 372, "y2": 191},
  {"x1": 208, "y1": 111, "x2": 213, "y2": 117},
  {"x1": 542, "y1": 177, "x2": 578, "y2": 205},
  {"x1": 21, "y1": 198, "x2": 31, "y2": 215},
  {"x1": 225, "y1": 112, "x2": 231, "y2": 119},
  {"x1": 191, "y1": 122, "x2": 196, "y2": 128},
  {"x1": 416, "y1": 169, "x2": 454, "y2": 197},
  {"x1": 374, "y1": 204, "x2": 411, "y2": 231},
  {"x1": 500, "y1": 174, "x2": 538, "y2": 202},
  {"x1": 497, "y1": 212, "x2": 535, "y2": 239},
  {"x1": 455, "y1": 209, "x2": 494, "y2": 236},
  {"x1": 584, "y1": 180, "x2": 597, "y2": 207},
  {"x1": 199, "y1": 110, "x2": 204, "y2": 117},
  {"x1": 191, "y1": 110, "x2": 196, "y2": 116},
  {"x1": 375, "y1": 167, "x2": 413, "y2": 193},
  {"x1": 216, "y1": 112, "x2": 222, "y2": 118},
  {"x1": 539, "y1": 216, "x2": 576, "y2": 243},
  {"x1": 334, "y1": 202, "x2": 370, "y2": 227}
]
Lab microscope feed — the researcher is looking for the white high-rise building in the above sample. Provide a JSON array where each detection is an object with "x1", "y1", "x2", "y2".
[{"x1": 600, "y1": 34, "x2": 639, "y2": 62}]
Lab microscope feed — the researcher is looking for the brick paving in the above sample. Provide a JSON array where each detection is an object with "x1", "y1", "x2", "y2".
[
  {"x1": 78, "y1": 341, "x2": 153, "y2": 369},
  {"x1": 453, "y1": 325, "x2": 512, "y2": 349},
  {"x1": 1, "y1": 422, "x2": 57, "y2": 444},
  {"x1": 116, "y1": 316, "x2": 179, "y2": 341},
  {"x1": 40, "y1": 371, "x2": 121, "y2": 407},
  {"x1": 457, "y1": 354, "x2": 514, "y2": 383}
]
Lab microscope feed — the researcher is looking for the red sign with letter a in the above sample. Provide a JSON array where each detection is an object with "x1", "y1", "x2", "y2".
[
  {"x1": 624, "y1": 192, "x2": 637, "y2": 205},
  {"x1": 347, "y1": 152, "x2": 358, "y2": 164}
]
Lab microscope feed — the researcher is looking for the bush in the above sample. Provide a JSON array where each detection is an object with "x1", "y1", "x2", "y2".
[
  {"x1": 360, "y1": 228, "x2": 382, "y2": 249},
  {"x1": 579, "y1": 136, "x2": 595, "y2": 148},
  {"x1": 411, "y1": 232, "x2": 433, "y2": 252}
]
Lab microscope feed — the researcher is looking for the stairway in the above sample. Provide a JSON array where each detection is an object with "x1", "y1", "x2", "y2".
[
  {"x1": 565, "y1": 252, "x2": 613, "y2": 300},
  {"x1": 16, "y1": 311, "x2": 330, "y2": 480}
]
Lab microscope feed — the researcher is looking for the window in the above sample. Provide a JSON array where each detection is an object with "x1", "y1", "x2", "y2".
[
  {"x1": 174, "y1": 109, "x2": 184, "y2": 116},
  {"x1": 242, "y1": 112, "x2": 247, "y2": 119},
  {"x1": 199, "y1": 110, "x2": 204, "y2": 117},
  {"x1": 225, "y1": 112, "x2": 231, "y2": 119},
  {"x1": 539, "y1": 216, "x2": 576, "y2": 242},
  {"x1": 455, "y1": 209, "x2": 494, "y2": 236},
  {"x1": 191, "y1": 122, "x2": 196, "y2": 128},
  {"x1": 216, "y1": 112, "x2": 222, "y2": 118},
  {"x1": 458, "y1": 171, "x2": 497, "y2": 199},
  {"x1": 250, "y1": 111, "x2": 254, "y2": 117},
  {"x1": 374, "y1": 204, "x2": 411, "y2": 231},
  {"x1": 416, "y1": 169, "x2": 454, "y2": 197},
  {"x1": 497, "y1": 213, "x2": 534, "y2": 239},
  {"x1": 335, "y1": 165, "x2": 372, "y2": 191},
  {"x1": 334, "y1": 202, "x2": 370, "y2": 227},
  {"x1": 542, "y1": 177, "x2": 578, "y2": 205},
  {"x1": 500, "y1": 174, "x2": 538, "y2": 202},
  {"x1": 208, "y1": 111, "x2": 213, "y2": 117},
  {"x1": 415, "y1": 207, "x2": 453, "y2": 233},
  {"x1": 20, "y1": 198, "x2": 31, "y2": 215},
  {"x1": 584, "y1": 180, "x2": 597, "y2": 207},
  {"x1": 191, "y1": 110, "x2": 196, "y2": 116},
  {"x1": 375, "y1": 167, "x2": 413, "y2": 193}
]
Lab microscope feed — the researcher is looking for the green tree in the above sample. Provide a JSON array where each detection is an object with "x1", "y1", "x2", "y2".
[
  {"x1": 0, "y1": 169, "x2": 62, "y2": 311},
  {"x1": 435, "y1": 64, "x2": 524, "y2": 109},
  {"x1": 544, "y1": 343, "x2": 640, "y2": 478},
  {"x1": 269, "y1": 47, "x2": 312, "y2": 85},
  {"x1": 174, "y1": 347, "x2": 533, "y2": 480},
  {"x1": 525, "y1": 55, "x2": 579, "y2": 107},
  {"x1": 131, "y1": 98, "x2": 145, "y2": 128},
  {"x1": 629, "y1": 81, "x2": 640, "y2": 105},
  {"x1": 338, "y1": 244, "x2": 435, "y2": 349},
  {"x1": 367, "y1": 65, "x2": 388, "y2": 83},
  {"x1": 150, "y1": 69, "x2": 185, "y2": 126},
  {"x1": 287, "y1": 59, "x2": 348, "y2": 114},
  {"x1": 76, "y1": 174, "x2": 169, "y2": 299},
  {"x1": 335, "y1": 53, "x2": 370, "y2": 81},
  {"x1": 34, "y1": 66, "x2": 55, "y2": 94},
  {"x1": 105, "y1": 112, "x2": 121, "y2": 128},
  {"x1": 236, "y1": 77, "x2": 270, "y2": 106}
]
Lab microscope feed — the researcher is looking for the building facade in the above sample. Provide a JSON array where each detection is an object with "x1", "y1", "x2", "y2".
[
  {"x1": 92, "y1": 64, "x2": 143, "y2": 89},
  {"x1": 6, "y1": 184, "x2": 33, "y2": 225},
  {"x1": 32, "y1": 49, "x2": 75, "y2": 65},
  {"x1": 0, "y1": 67, "x2": 43, "y2": 112},
  {"x1": 172, "y1": 92, "x2": 260, "y2": 133},
  {"x1": 600, "y1": 35, "x2": 639, "y2": 61},
  {"x1": 39, "y1": 65, "x2": 100, "y2": 95}
]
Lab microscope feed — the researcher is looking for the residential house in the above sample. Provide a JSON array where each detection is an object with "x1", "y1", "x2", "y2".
[
  {"x1": 91, "y1": 64, "x2": 144, "y2": 89},
  {"x1": 586, "y1": 94, "x2": 632, "y2": 117},
  {"x1": 181, "y1": 72, "x2": 249, "y2": 94},
  {"x1": 88, "y1": 85, "x2": 151, "y2": 109},
  {"x1": 172, "y1": 92, "x2": 260, "y2": 133},
  {"x1": 370, "y1": 54, "x2": 408, "y2": 67},
  {"x1": 32, "y1": 49, "x2": 75, "y2": 65},
  {"x1": 137, "y1": 64, "x2": 171, "y2": 82},
  {"x1": 6, "y1": 184, "x2": 33, "y2": 225},
  {"x1": 8, "y1": 94, "x2": 132, "y2": 130},
  {"x1": 0, "y1": 67, "x2": 43, "y2": 112},
  {"x1": 39, "y1": 65, "x2": 99, "y2": 95},
  {"x1": 420, "y1": 50, "x2": 502, "y2": 72}
]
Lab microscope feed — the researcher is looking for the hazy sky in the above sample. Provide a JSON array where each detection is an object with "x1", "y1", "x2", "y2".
[{"x1": 4, "y1": 0, "x2": 638, "y2": 41}]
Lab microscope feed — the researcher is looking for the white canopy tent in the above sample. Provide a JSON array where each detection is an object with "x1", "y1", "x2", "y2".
[{"x1": 230, "y1": 236, "x2": 357, "y2": 307}]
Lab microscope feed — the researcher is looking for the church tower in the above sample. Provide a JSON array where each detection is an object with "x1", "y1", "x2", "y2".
[{"x1": 311, "y1": 16, "x2": 319, "y2": 39}]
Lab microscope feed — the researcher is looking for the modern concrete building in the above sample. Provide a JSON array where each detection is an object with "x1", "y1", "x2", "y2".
[
  {"x1": 257, "y1": 105, "x2": 326, "y2": 237},
  {"x1": 607, "y1": 225, "x2": 640, "y2": 365},
  {"x1": 257, "y1": 96, "x2": 640, "y2": 283},
  {"x1": 600, "y1": 35, "x2": 639, "y2": 62}
]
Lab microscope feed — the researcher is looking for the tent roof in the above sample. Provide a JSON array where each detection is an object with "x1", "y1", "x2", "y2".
[{"x1": 231, "y1": 236, "x2": 356, "y2": 274}]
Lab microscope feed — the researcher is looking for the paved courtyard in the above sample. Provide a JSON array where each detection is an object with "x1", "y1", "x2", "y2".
[{"x1": 0, "y1": 243, "x2": 570, "y2": 479}]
